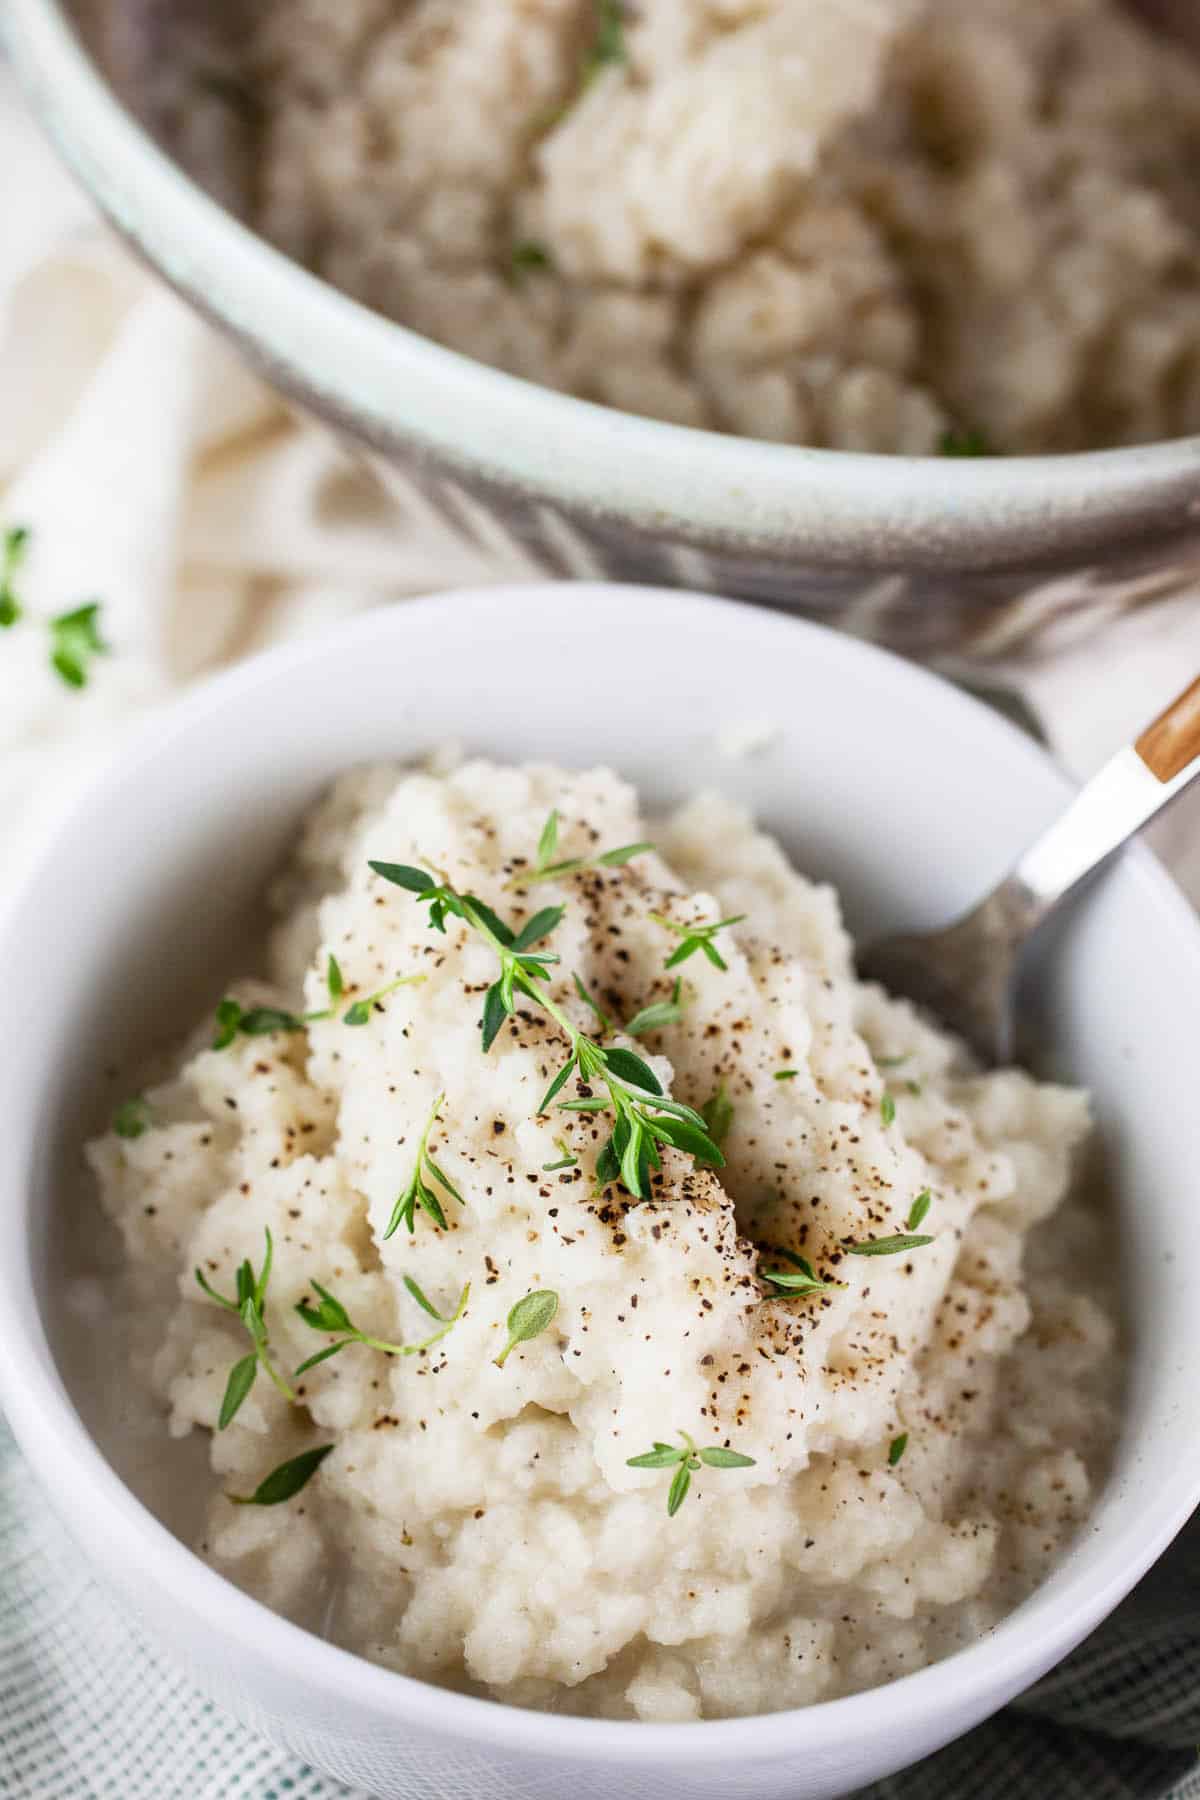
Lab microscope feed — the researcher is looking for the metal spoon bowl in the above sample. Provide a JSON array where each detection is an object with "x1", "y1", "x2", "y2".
[{"x1": 861, "y1": 676, "x2": 1200, "y2": 1064}]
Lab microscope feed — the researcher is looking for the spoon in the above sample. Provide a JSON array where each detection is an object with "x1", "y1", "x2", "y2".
[{"x1": 860, "y1": 675, "x2": 1200, "y2": 1065}]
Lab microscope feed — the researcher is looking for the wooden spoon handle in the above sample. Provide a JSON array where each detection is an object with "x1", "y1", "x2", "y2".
[{"x1": 1136, "y1": 674, "x2": 1200, "y2": 783}]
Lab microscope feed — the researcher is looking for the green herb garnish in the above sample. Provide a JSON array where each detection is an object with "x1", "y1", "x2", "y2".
[
  {"x1": 227, "y1": 1443, "x2": 333, "y2": 1507},
  {"x1": 294, "y1": 1276, "x2": 468, "y2": 1373},
  {"x1": 626, "y1": 1430, "x2": 755, "y2": 1516},
  {"x1": 341, "y1": 972, "x2": 425, "y2": 1027},
  {"x1": 509, "y1": 809, "x2": 652, "y2": 888},
  {"x1": 113, "y1": 1095, "x2": 152, "y2": 1140},
  {"x1": 906, "y1": 1189, "x2": 932, "y2": 1232},
  {"x1": 579, "y1": 0, "x2": 627, "y2": 87},
  {"x1": 542, "y1": 1139, "x2": 579, "y2": 1172},
  {"x1": 212, "y1": 999, "x2": 306, "y2": 1048},
  {"x1": 699, "y1": 1081, "x2": 734, "y2": 1148},
  {"x1": 874, "y1": 1053, "x2": 910, "y2": 1069},
  {"x1": 649, "y1": 910, "x2": 746, "y2": 973},
  {"x1": 49, "y1": 600, "x2": 108, "y2": 689},
  {"x1": 572, "y1": 971, "x2": 612, "y2": 1036},
  {"x1": 939, "y1": 427, "x2": 991, "y2": 457},
  {"x1": 509, "y1": 240, "x2": 554, "y2": 283},
  {"x1": 625, "y1": 978, "x2": 684, "y2": 1037},
  {"x1": 846, "y1": 1233, "x2": 934, "y2": 1258},
  {"x1": 761, "y1": 1249, "x2": 845, "y2": 1296},
  {"x1": 384, "y1": 1092, "x2": 463, "y2": 1238},
  {"x1": 0, "y1": 525, "x2": 29, "y2": 628},
  {"x1": 495, "y1": 1289, "x2": 559, "y2": 1368},
  {"x1": 774, "y1": 1068, "x2": 799, "y2": 1081},
  {"x1": 212, "y1": 960, "x2": 422, "y2": 1048},
  {"x1": 194, "y1": 1228, "x2": 296, "y2": 1426},
  {"x1": 888, "y1": 1433, "x2": 908, "y2": 1466},
  {"x1": 368, "y1": 862, "x2": 724, "y2": 1200},
  {"x1": 880, "y1": 1091, "x2": 896, "y2": 1127}
]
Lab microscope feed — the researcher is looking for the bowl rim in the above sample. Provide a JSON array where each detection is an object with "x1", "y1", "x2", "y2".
[
  {"x1": 2, "y1": 583, "x2": 1200, "y2": 1766},
  {"x1": 6, "y1": 0, "x2": 1200, "y2": 568}
]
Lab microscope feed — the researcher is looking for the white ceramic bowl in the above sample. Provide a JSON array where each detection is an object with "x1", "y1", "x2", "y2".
[
  {"x1": 6, "y1": 0, "x2": 1200, "y2": 659},
  {"x1": 1, "y1": 586, "x2": 1199, "y2": 1800}
]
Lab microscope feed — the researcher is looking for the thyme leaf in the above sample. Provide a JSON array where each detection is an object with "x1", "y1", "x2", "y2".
[
  {"x1": 626, "y1": 1430, "x2": 755, "y2": 1516},
  {"x1": 542, "y1": 1139, "x2": 579, "y2": 1172},
  {"x1": 342, "y1": 972, "x2": 426, "y2": 1027},
  {"x1": 49, "y1": 600, "x2": 108, "y2": 689},
  {"x1": 579, "y1": 0, "x2": 627, "y2": 88},
  {"x1": 940, "y1": 427, "x2": 992, "y2": 457},
  {"x1": 509, "y1": 240, "x2": 554, "y2": 283},
  {"x1": 495, "y1": 1289, "x2": 559, "y2": 1368},
  {"x1": 0, "y1": 525, "x2": 29, "y2": 628},
  {"x1": 761, "y1": 1250, "x2": 845, "y2": 1296},
  {"x1": 846, "y1": 1232, "x2": 934, "y2": 1258},
  {"x1": 699, "y1": 1082, "x2": 734, "y2": 1147},
  {"x1": 649, "y1": 910, "x2": 746, "y2": 973},
  {"x1": 194, "y1": 1228, "x2": 296, "y2": 1425},
  {"x1": 624, "y1": 978, "x2": 684, "y2": 1037},
  {"x1": 384, "y1": 1092, "x2": 463, "y2": 1238},
  {"x1": 509, "y1": 810, "x2": 652, "y2": 888},
  {"x1": 227, "y1": 1444, "x2": 334, "y2": 1507},
  {"x1": 906, "y1": 1189, "x2": 932, "y2": 1232},
  {"x1": 113, "y1": 1095, "x2": 152, "y2": 1140}
]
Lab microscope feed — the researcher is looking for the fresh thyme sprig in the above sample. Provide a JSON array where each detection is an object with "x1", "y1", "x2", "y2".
[
  {"x1": 649, "y1": 910, "x2": 746, "y2": 972},
  {"x1": 760, "y1": 1248, "x2": 845, "y2": 1297},
  {"x1": 699, "y1": 1082, "x2": 734, "y2": 1147},
  {"x1": 507, "y1": 808, "x2": 652, "y2": 889},
  {"x1": 0, "y1": 526, "x2": 29, "y2": 628},
  {"x1": 294, "y1": 1275, "x2": 469, "y2": 1373},
  {"x1": 194, "y1": 1228, "x2": 296, "y2": 1426},
  {"x1": 384, "y1": 1092, "x2": 464, "y2": 1238},
  {"x1": 227, "y1": 1443, "x2": 333, "y2": 1507},
  {"x1": 212, "y1": 958, "x2": 424, "y2": 1048},
  {"x1": 367, "y1": 861, "x2": 724, "y2": 1199},
  {"x1": 494, "y1": 1289, "x2": 559, "y2": 1368},
  {"x1": 626, "y1": 1430, "x2": 755, "y2": 1516}
]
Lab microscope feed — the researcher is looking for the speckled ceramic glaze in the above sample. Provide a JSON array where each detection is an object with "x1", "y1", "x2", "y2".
[{"x1": 5, "y1": 0, "x2": 1200, "y2": 660}]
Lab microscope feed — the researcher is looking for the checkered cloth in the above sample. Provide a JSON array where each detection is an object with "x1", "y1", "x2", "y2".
[{"x1": 1, "y1": 1419, "x2": 1195, "y2": 1799}]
